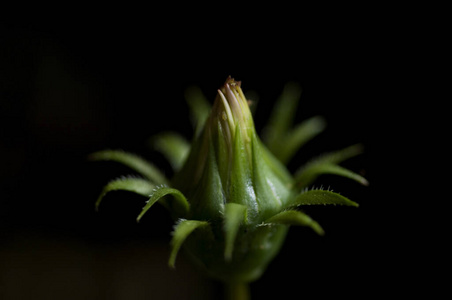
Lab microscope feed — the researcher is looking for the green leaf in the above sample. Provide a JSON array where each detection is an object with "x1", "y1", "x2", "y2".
[
  {"x1": 224, "y1": 203, "x2": 247, "y2": 261},
  {"x1": 294, "y1": 144, "x2": 367, "y2": 188},
  {"x1": 169, "y1": 219, "x2": 210, "y2": 268},
  {"x1": 274, "y1": 116, "x2": 326, "y2": 164},
  {"x1": 89, "y1": 150, "x2": 168, "y2": 185},
  {"x1": 150, "y1": 132, "x2": 190, "y2": 172},
  {"x1": 265, "y1": 210, "x2": 324, "y2": 235},
  {"x1": 184, "y1": 86, "x2": 211, "y2": 135},
  {"x1": 262, "y1": 82, "x2": 302, "y2": 150},
  {"x1": 287, "y1": 190, "x2": 359, "y2": 208},
  {"x1": 136, "y1": 186, "x2": 190, "y2": 222},
  {"x1": 295, "y1": 163, "x2": 369, "y2": 189},
  {"x1": 304, "y1": 144, "x2": 364, "y2": 166},
  {"x1": 95, "y1": 177, "x2": 155, "y2": 211}
]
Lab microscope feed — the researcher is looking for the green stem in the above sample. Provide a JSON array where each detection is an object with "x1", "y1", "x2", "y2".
[{"x1": 226, "y1": 282, "x2": 250, "y2": 300}]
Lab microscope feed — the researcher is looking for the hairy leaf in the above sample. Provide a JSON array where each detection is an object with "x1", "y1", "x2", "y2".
[
  {"x1": 287, "y1": 190, "x2": 359, "y2": 208},
  {"x1": 136, "y1": 186, "x2": 190, "y2": 222},
  {"x1": 224, "y1": 203, "x2": 247, "y2": 261},
  {"x1": 295, "y1": 163, "x2": 368, "y2": 189},
  {"x1": 265, "y1": 210, "x2": 324, "y2": 235},
  {"x1": 294, "y1": 144, "x2": 366, "y2": 188},
  {"x1": 150, "y1": 132, "x2": 190, "y2": 172},
  {"x1": 302, "y1": 144, "x2": 364, "y2": 166},
  {"x1": 95, "y1": 177, "x2": 155, "y2": 211},
  {"x1": 169, "y1": 219, "x2": 210, "y2": 268},
  {"x1": 89, "y1": 150, "x2": 168, "y2": 185},
  {"x1": 262, "y1": 82, "x2": 302, "y2": 150},
  {"x1": 274, "y1": 116, "x2": 326, "y2": 164},
  {"x1": 184, "y1": 86, "x2": 211, "y2": 135}
]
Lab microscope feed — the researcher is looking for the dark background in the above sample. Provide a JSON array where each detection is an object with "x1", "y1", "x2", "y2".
[{"x1": 1, "y1": 14, "x2": 374, "y2": 299}]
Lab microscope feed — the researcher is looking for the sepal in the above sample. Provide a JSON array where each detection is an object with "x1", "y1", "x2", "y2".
[
  {"x1": 150, "y1": 132, "x2": 190, "y2": 172},
  {"x1": 287, "y1": 189, "x2": 359, "y2": 208},
  {"x1": 184, "y1": 85, "x2": 211, "y2": 136},
  {"x1": 89, "y1": 150, "x2": 168, "y2": 185},
  {"x1": 95, "y1": 177, "x2": 155, "y2": 211},
  {"x1": 261, "y1": 82, "x2": 326, "y2": 163},
  {"x1": 264, "y1": 210, "x2": 324, "y2": 235},
  {"x1": 169, "y1": 219, "x2": 211, "y2": 268},
  {"x1": 294, "y1": 144, "x2": 367, "y2": 188},
  {"x1": 262, "y1": 82, "x2": 302, "y2": 150},
  {"x1": 224, "y1": 203, "x2": 247, "y2": 261},
  {"x1": 274, "y1": 116, "x2": 326, "y2": 164},
  {"x1": 136, "y1": 186, "x2": 190, "y2": 222}
]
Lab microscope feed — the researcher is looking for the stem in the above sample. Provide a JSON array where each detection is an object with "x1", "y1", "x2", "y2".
[{"x1": 226, "y1": 282, "x2": 250, "y2": 300}]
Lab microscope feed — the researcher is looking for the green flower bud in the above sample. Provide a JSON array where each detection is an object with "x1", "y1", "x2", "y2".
[
  {"x1": 92, "y1": 76, "x2": 365, "y2": 295},
  {"x1": 173, "y1": 77, "x2": 293, "y2": 224},
  {"x1": 171, "y1": 77, "x2": 295, "y2": 282}
]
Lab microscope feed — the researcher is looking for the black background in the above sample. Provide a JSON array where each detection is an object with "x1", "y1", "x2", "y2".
[{"x1": 1, "y1": 13, "x2": 374, "y2": 299}]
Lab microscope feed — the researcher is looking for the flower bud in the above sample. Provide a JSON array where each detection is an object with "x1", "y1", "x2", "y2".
[
  {"x1": 93, "y1": 76, "x2": 363, "y2": 285},
  {"x1": 170, "y1": 77, "x2": 295, "y2": 282},
  {"x1": 172, "y1": 77, "x2": 294, "y2": 224}
]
